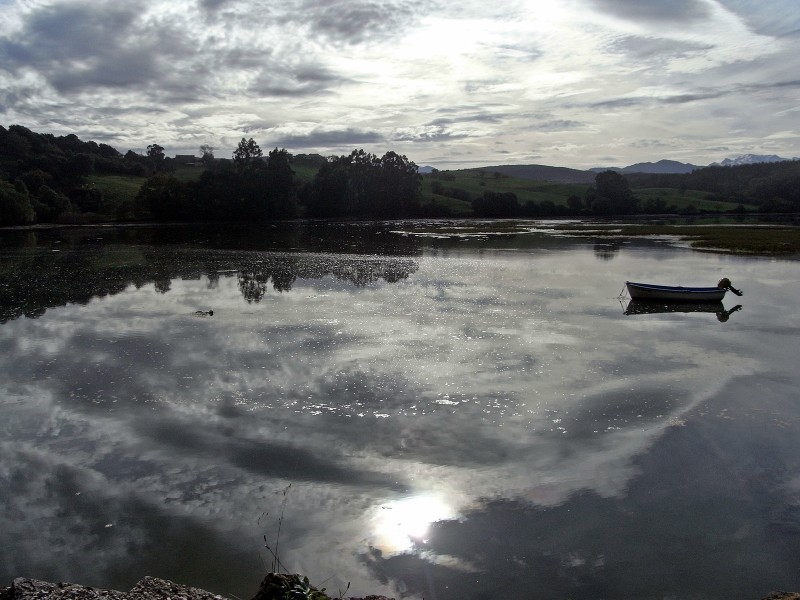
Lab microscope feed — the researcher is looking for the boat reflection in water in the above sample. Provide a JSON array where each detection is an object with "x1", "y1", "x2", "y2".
[{"x1": 624, "y1": 300, "x2": 743, "y2": 322}]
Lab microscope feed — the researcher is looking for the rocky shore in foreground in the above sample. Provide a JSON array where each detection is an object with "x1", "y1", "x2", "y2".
[
  {"x1": 3, "y1": 576, "x2": 798, "y2": 600},
  {"x1": 0, "y1": 575, "x2": 394, "y2": 600}
]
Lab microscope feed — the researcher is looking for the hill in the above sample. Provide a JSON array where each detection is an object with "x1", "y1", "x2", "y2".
[
  {"x1": 713, "y1": 154, "x2": 797, "y2": 167},
  {"x1": 480, "y1": 164, "x2": 596, "y2": 184},
  {"x1": 589, "y1": 160, "x2": 701, "y2": 175}
]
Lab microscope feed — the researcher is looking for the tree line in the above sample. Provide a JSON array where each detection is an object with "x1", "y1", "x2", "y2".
[
  {"x1": 3, "y1": 123, "x2": 799, "y2": 226},
  {"x1": 135, "y1": 141, "x2": 422, "y2": 222},
  {"x1": 0, "y1": 125, "x2": 422, "y2": 225}
]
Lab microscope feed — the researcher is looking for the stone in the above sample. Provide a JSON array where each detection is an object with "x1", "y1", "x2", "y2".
[{"x1": 1, "y1": 578, "x2": 225, "y2": 600}]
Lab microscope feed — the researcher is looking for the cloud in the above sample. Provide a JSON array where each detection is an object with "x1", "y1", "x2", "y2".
[
  {"x1": 1, "y1": 0, "x2": 799, "y2": 168},
  {"x1": 0, "y1": 3, "x2": 157, "y2": 92},
  {"x1": 586, "y1": 90, "x2": 726, "y2": 109},
  {"x1": 587, "y1": 0, "x2": 711, "y2": 23},
  {"x1": 294, "y1": 0, "x2": 431, "y2": 45},
  {"x1": 605, "y1": 35, "x2": 712, "y2": 62},
  {"x1": 249, "y1": 62, "x2": 344, "y2": 98},
  {"x1": 270, "y1": 127, "x2": 384, "y2": 149}
]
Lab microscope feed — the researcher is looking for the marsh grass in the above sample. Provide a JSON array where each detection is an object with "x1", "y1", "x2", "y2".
[{"x1": 256, "y1": 484, "x2": 352, "y2": 600}]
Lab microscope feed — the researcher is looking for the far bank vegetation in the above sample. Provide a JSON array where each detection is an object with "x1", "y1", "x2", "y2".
[{"x1": 1, "y1": 124, "x2": 799, "y2": 226}]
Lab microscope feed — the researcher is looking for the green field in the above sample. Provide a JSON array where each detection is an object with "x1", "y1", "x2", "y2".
[
  {"x1": 419, "y1": 169, "x2": 759, "y2": 215},
  {"x1": 171, "y1": 164, "x2": 204, "y2": 182},
  {"x1": 633, "y1": 187, "x2": 757, "y2": 212},
  {"x1": 89, "y1": 174, "x2": 146, "y2": 214},
  {"x1": 422, "y1": 168, "x2": 587, "y2": 206}
]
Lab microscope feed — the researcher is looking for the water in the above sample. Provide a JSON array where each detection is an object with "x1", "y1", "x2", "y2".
[{"x1": 1, "y1": 221, "x2": 799, "y2": 600}]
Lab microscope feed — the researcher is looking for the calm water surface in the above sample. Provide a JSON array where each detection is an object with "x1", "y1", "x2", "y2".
[{"x1": 1, "y1": 221, "x2": 799, "y2": 600}]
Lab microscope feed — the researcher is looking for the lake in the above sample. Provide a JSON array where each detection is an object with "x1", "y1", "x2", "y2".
[{"x1": 1, "y1": 221, "x2": 799, "y2": 600}]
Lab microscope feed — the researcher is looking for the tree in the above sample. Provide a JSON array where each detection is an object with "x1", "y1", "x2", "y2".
[
  {"x1": 147, "y1": 144, "x2": 166, "y2": 172},
  {"x1": 147, "y1": 144, "x2": 165, "y2": 161},
  {"x1": 135, "y1": 173, "x2": 193, "y2": 220},
  {"x1": 590, "y1": 170, "x2": 639, "y2": 214},
  {"x1": 0, "y1": 179, "x2": 35, "y2": 225},
  {"x1": 35, "y1": 185, "x2": 73, "y2": 221},
  {"x1": 375, "y1": 151, "x2": 421, "y2": 217},
  {"x1": 264, "y1": 147, "x2": 296, "y2": 217},
  {"x1": 307, "y1": 155, "x2": 352, "y2": 217},
  {"x1": 233, "y1": 137, "x2": 262, "y2": 168},
  {"x1": 199, "y1": 144, "x2": 215, "y2": 168},
  {"x1": 305, "y1": 149, "x2": 421, "y2": 218}
]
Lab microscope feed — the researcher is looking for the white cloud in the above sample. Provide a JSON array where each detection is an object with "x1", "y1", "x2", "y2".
[{"x1": 0, "y1": 0, "x2": 798, "y2": 166}]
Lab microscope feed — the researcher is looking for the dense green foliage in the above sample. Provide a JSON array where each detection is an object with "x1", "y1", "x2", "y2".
[
  {"x1": 0, "y1": 124, "x2": 171, "y2": 224},
  {"x1": 134, "y1": 142, "x2": 300, "y2": 221},
  {"x1": 305, "y1": 149, "x2": 421, "y2": 218}
]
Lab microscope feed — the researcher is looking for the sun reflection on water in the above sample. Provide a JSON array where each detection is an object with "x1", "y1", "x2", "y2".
[{"x1": 372, "y1": 494, "x2": 456, "y2": 554}]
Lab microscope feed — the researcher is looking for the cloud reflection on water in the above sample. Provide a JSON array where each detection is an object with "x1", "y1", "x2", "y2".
[{"x1": 0, "y1": 230, "x2": 795, "y2": 599}]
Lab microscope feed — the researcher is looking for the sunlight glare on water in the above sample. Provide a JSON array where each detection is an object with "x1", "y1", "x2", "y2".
[{"x1": 372, "y1": 494, "x2": 457, "y2": 554}]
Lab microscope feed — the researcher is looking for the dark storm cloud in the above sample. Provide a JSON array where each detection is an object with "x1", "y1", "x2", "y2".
[
  {"x1": 296, "y1": 0, "x2": 431, "y2": 45},
  {"x1": 587, "y1": 0, "x2": 710, "y2": 23},
  {"x1": 272, "y1": 128, "x2": 384, "y2": 148}
]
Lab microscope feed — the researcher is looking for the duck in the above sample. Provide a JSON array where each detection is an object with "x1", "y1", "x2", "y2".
[{"x1": 193, "y1": 310, "x2": 214, "y2": 316}]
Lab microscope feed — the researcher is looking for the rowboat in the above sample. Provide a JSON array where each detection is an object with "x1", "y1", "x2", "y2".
[{"x1": 625, "y1": 278, "x2": 742, "y2": 302}]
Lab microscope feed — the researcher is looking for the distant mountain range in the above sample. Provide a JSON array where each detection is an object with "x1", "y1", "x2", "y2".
[
  {"x1": 711, "y1": 154, "x2": 797, "y2": 167},
  {"x1": 590, "y1": 159, "x2": 700, "y2": 175},
  {"x1": 432, "y1": 154, "x2": 798, "y2": 183}
]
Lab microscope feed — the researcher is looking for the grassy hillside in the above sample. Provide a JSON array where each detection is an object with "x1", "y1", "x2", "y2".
[
  {"x1": 634, "y1": 188, "x2": 758, "y2": 212},
  {"x1": 419, "y1": 168, "x2": 759, "y2": 216},
  {"x1": 481, "y1": 163, "x2": 596, "y2": 184},
  {"x1": 421, "y1": 168, "x2": 589, "y2": 216},
  {"x1": 88, "y1": 173, "x2": 146, "y2": 217}
]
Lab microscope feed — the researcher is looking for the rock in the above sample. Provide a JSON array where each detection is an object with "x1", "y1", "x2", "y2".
[
  {"x1": 128, "y1": 577, "x2": 227, "y2": 600},
  {"x1": 1, "y1": 576, "x2": 395, "y2": 600},
  {"x1": 3, "y1": 578, "x2": 127, "y2": 600},
  {"x1": 250, "y1": 574, "x2": 395, "y2": 600},
  {"x1": 763, "y1": 594, "x2": 800, "y2": 600},
  {"x1": 1, "y1": 577, "x2": 226, "y2": 600}
]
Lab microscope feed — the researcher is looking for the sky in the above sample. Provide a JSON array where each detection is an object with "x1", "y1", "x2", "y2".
[{"x1": 1, "y1": 0, "x2": 799, "y2": 169}]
